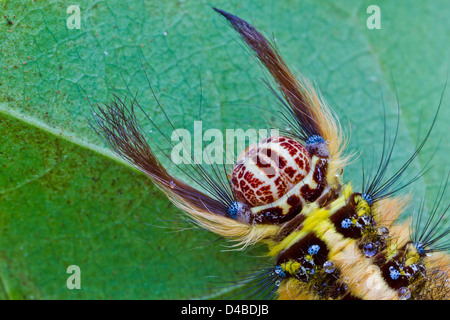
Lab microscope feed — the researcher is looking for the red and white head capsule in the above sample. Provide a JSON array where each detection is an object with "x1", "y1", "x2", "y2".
[{"x1": 231, "y1": 136, "x2": 311, "y2": 207}]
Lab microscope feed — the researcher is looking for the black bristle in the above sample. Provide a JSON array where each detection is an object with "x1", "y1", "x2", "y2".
[
  {"x1": 412, "y1": 172, "x2": 450, "y2": 254},
  {"x1": 361, "y1": 81, "x2": 446, "y2": 204},
  {"x1": 213, "y1": 7, "x2": 324, "y2": 142}
]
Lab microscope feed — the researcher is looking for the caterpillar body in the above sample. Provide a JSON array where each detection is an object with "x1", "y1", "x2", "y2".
[{"x1": 91, "y1": 8, "x2": 449, "y2": 300}]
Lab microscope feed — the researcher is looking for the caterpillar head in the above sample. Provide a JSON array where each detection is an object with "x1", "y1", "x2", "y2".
[
  {"x1": 231, "y1": 136, "x2": 311, "y2": 207},
  {"x1": 228, "y1": 134, "x2": 334, "y2": 224}
]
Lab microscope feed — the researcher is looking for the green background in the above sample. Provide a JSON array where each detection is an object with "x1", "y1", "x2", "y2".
[{"x1": 0, "y1": 0, "x2": 448, "y2": 299}]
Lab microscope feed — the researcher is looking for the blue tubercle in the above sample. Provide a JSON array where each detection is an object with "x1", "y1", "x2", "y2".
[
  {"x1": 414, "y1": 242, "x2": 425, "y2": 255},
  {"x1": 308, "y1": 244, "x2": 320, "y2": 255},
  {"x1": 306, "y1": 135, "x2": 325, "y2": 145},
  {"x1": 341, "y1": 218, "x2": 353, "y2": 229},
  {"x1": 275, "y1": 265, "x2": 286, "y2": 278},
  {"x1": 361, "y1": 193, "x2": 374, "y2": 205},
  {"x1": 389, "y1": 267, "x2": 401, "y2": 280},
  {"x1": 227, "y1": 201, "x2": 240, "y2": 219}
]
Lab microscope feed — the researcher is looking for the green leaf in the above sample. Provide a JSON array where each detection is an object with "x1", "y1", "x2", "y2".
[{"x1": 0, "y1": 0, "x2": 448, "y2": 299}]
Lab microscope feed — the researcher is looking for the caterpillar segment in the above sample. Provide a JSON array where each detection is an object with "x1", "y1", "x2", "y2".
[
  {"x1": 266, "y1": 185, "x2": 445, "y2": 300},
  {"x1": 91, "y1": 8, "x2": 449, "y2": 300}
]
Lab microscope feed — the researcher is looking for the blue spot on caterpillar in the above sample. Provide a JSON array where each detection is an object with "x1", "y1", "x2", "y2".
[
  {"x1": 306, "y1": 135, "x2": 325, "y2": 145},
  {"x1": 307, "y1": 245, "x2": 320, "y2": 255},
  {"x1": 361, "y1": 193, "x2": 374, "y2": 206},
  {"x1": 226, "y1": 201, "x2": 240, "y2": 219},
  {"x1": 389, "y1": 267, "x2": 401, "y2": 280},
  {"x1": 274, "y1": 265, "x2": 286, "y2": 278},
  {"x1": 341, "y1": 218, "x2": 353, "y2": 229},
  {"x1": 414, "y1": 242, "x2": 426, "y2": 256}
]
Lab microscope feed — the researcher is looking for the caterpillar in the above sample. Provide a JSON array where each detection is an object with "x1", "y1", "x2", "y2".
[{"x1": 90, "y1": 8, "x2": 449, "y2": 300}]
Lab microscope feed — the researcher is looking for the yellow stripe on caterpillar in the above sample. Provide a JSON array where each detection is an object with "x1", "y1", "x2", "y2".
[
  {"x1": 280, "y1": 260, "x2": 301, "y2": 275},
  {"x1": 267, "y1": 183, "x2": 353, "y2": 257}
]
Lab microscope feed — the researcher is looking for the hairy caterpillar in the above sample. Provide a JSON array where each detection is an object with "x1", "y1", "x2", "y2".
[{"x1": 90, "y1": 8, "x2": 449, "y2": 300}]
